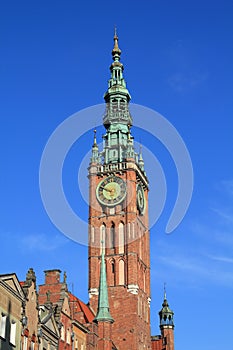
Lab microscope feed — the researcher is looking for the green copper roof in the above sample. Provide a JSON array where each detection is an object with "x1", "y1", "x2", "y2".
[
  {"x1": 94, "y1": 245, "x2": 114, "y2": 323},
  {"x1": 159, "y1": 288, "x2": 174, "y2": 328},
  {"x1": 103, "y1": 29, "x2": 132, "y2": 127},
  {"x1": 89, "y1": 30, "x2": 147, "y2": 178}
]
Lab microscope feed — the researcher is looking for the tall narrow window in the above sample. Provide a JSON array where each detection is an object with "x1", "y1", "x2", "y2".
[
  {"x1": 119, "y1": 222, "x2": 124, "y2": 254},
  {"x1": 112, "y1": 261, "x2": 115, "y2": 273},
  {"x1": 0, "y1": 314, "x2": 6, "y2": 339},
  {"x1": 10, "y1": 320, "x2": 16, "y2": 345},
  {"x1": 110, "y1": 223, "x2": 115, "y2": 248},
  {"x1": 109, "y1": 259, "x2": 115, "y2": 286},
  {"x1": 119, "y1": 260, "x2": 125, "y2": 285}
]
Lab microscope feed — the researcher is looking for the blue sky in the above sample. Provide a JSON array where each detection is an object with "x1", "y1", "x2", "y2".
[{"x1": 1, "y1": 1, "x2": 233, "y2": 349}]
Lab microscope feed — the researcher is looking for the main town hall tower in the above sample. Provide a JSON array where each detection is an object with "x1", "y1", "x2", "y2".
[{"x1": 88, "y1": 32, "x2": 151, "y2": 349}]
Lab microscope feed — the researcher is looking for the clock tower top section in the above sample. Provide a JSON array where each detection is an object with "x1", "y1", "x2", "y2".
[{"x1": 90, "y1": 30, "x2": 148, "y2": 187}]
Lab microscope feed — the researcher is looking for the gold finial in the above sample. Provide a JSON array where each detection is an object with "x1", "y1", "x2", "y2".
[
  {"x1": 114, "y1": 25, "x2": 117, "y2": 38},
  {"x1": 93, "y1": 129, "x2": 97, "y2": 146},
  {"x1": 112, "y1": 26, "x2": 121, "y2": 56}
]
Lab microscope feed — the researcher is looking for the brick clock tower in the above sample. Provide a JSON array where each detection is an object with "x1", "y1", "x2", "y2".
[{"x1": 88, "y1": 31, "x2": 151, "y2": 349}]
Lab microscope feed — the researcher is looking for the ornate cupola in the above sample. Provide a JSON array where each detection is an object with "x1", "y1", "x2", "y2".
[
  {"x1": 159, "y1": 289, "x2": 174, "y2": 329},
  {"x1": 158, "y1": 288, "x2": 175, "y2": 350}
]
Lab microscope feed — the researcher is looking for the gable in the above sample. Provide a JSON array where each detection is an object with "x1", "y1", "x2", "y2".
[
  {"x1": 41, "y1": 311, "x2": 59, "y2": 336},
  {"x1": 0, "y1": 273, "x2": 25, "y2": 299}
]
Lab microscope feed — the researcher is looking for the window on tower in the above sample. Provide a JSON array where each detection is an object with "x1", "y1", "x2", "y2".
[
  {"x1": 119, "y1": 259, "x2": 125, "y2": 285},
  {"x1": 110, "y1": 223, "x2": 115, "y2": 248},
  {"x1": 119, "y1": 222, "x2": 124, "y2": 254},
  {"x1": 109, "y1": 259, "x2": 115, "y2": 286}
]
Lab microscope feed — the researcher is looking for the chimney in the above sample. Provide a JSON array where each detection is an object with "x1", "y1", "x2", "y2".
[{"x1": 44, "y1": 269, "x2": 61, "y2": 285}]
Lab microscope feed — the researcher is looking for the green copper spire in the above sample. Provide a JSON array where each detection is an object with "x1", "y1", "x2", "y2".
[
  {"x1": 94, "y1": 242, "x2": 114, "y2": 323},
  {"x1": 159, "y1": 286, "x2": 174, "y2": 329},
  {"x1": 101, "y1": 30, "x2": 139, "y2": 165},
  {"x1": 103, "y1": 29, "x2": 132, "y2": 128},
  {"x1": 90, "y1": 129, "x2": 100, "y2": 164}
]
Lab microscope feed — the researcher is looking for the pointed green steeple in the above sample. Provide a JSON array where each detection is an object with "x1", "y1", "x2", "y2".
[
  {"x1": 159, "y1": 286, "x2": 174, "y2": 329},
  {"x1": 90, "y1": 129, "x2": 100, "y2": 164},
  {"x1": 94, "y1": 242, "x2": 114, "y2": 323},
  {"x1": 101, "y1": 30, "x2": 139, "y2": 166},
  {"x1": 103, "y1": 28, "x2": 132, "y2": 128}
]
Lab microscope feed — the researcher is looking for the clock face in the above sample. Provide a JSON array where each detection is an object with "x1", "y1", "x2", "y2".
[
  {"x1": 96, "y1": 176, "x2": 127, "y2": 207},
  {"x1": 137, "y1": 184, "x2": 145, "y2": 214}
]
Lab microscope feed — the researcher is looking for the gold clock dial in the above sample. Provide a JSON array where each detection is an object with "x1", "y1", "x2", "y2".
[{"x1": 96, "y1": 176, "x2": 126, "y2": 206}]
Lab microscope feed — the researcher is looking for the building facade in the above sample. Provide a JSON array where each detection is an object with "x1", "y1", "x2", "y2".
[{"x1": 0, "y1": 273, "x2": 24, "y2": 350}]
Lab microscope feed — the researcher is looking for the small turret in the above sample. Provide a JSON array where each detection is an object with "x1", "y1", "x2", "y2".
[
  {"x1": 159, "y1": 288, "x2": 174, "y2": 328},
  {"x1": 159, "y1": 286, "x2": 175, "y2": 350},
  {"x1": 90, "y1": 129, "x2": 100, "y2": 164}
]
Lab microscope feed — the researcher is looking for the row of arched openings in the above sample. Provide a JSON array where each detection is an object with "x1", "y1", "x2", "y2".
[
  {"x1": 108, "y1": 259, "x2": 125, "y2": 286},
  {"x1": 99, "y1": 222, "x2": 124, "y2": 252}
]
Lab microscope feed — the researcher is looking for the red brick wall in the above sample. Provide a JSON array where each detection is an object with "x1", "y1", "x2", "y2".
[
  {"x1": 162, "y1": 327, "x2": 174, "y2": 350},
  {"x1": 88, "y1": 163, "x2": 151, "y2": 349},
  {"x1": 38, "y1": 270, "x2": 72, "y2": 350},
  {"x1": 151, "y1": 338, "x2": 163, "y2": 350}
]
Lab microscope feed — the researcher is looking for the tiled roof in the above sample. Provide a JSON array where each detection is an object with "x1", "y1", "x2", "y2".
[{"x1": 69, "y1": 292, "x2": 94, "y2": 323}]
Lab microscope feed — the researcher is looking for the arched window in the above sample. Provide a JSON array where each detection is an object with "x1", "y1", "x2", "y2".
[
  {"x1": 119, "y1": 259, "x2": 125, "y2": 285},
  {"x1": 110, "y1": 223, "x2": 115, "y2": 249},
  {"x1": 109, "y1": 259, "x2": 115, "y2": 286},
  {"x1": 119, "y1": 222, "x2": 124, "y2": 254}
]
